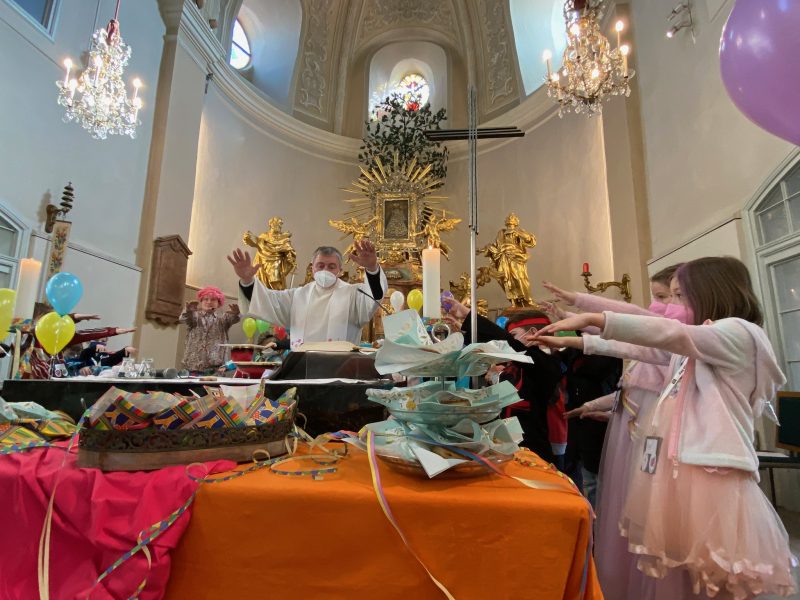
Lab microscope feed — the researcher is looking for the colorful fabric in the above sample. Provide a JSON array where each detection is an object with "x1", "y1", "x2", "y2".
[
  {"x1": 96, "y1": 393, "x2": 152, "y2": 430},
  {"x1": 164, "y1": 450, "x2": 602, "y2": 599},
  {"x1": 151, "y1": 398, "x2": 202, "y2": 430},
  {"x1": 192, "y1": 398, "x2": 244, "y2": 429},
  {"x1": 0, "y1": 444, "x2": 234, "y2": 599}
]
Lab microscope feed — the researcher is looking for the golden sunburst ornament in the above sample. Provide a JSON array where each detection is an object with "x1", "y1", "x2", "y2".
[{"x1": 334, "y1": 152, "x2": 459, "y2": 265}]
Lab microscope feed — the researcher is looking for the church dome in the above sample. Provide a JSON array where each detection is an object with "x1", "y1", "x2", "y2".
[{"x1": 224, "y1": 0, "x2": 567, "y2": 137}]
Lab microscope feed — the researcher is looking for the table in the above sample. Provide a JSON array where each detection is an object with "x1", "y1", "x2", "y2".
[
  {"x1": 0, "y1": 377, "x2": 390, "y2": 436},
  {"x1": 164, "y1": 451, "x2": 602, "y2": 599}
]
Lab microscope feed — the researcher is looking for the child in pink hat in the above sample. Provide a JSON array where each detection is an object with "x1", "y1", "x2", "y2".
[{"x1": 179, "y1": 286, "x2": 240, "y2": 374}]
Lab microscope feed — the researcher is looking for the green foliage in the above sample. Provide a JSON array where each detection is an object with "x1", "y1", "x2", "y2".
[{"x1": 358, "y1": 94, "x2": 449, "y2": 185}]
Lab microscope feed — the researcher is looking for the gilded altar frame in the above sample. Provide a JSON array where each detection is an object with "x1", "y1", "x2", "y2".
[{"x1": 338, "y1": 154, "x2": 446, "y2": 265}]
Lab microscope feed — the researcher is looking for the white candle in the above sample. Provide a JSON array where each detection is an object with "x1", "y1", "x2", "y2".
[
  {"x1": 421, "y1": 247, "x2": 441, "y2": 319},
  {"x1": 63, "y1": 58, "x2": 72, "y2": 86},
  {"x1": 15, "y1": 258, "x2": 42, "y2": 320},
  {"x1": 620, "y1": 44, "x2": 630, "y2": 76}
]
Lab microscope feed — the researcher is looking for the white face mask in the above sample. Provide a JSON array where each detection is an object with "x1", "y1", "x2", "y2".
[{"x1": 313, "y1": 270, "x2": 338, "y2": 289}]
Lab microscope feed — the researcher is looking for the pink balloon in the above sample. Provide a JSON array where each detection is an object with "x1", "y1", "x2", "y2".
[{"x1": 720, "y1": 0, "x2": 800, "y2": 146}]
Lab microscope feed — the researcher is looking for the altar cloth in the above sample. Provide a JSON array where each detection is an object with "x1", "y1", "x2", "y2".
[
  {"x1": 0, "y1": 446, "x2": 234, "y2": 600},
  {"x1": 165, "y1": 451, "x2": 603, "y2": 600}
]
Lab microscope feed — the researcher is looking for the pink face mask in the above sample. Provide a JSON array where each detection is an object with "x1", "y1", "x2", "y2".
[
  {"x1": 664, "y1": 303, "x2": 693, "y2": 324},
  {"x1": 648, "y1": 301, "x2": 669, "y2": 316}
]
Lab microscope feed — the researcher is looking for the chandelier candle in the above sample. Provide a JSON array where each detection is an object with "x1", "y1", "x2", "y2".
[
  {"x1": 422, "y1": 247, "x2": 441, "y2": 319},
  {"x1": 55, "y1": 0, "x2": 143, "y2": 139},
  {"x1": 15, "y1": 259, "x2": 42, "y2": 320}
]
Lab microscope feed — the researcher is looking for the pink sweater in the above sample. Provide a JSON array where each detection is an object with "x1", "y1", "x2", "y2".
[{"x1": 584, "y1": 313, "x2": 785, "y2": 472}]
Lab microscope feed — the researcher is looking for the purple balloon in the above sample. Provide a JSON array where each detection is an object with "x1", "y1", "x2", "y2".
[{"x1": 720, "y1": 0, "x2": 800, "y2": 146}]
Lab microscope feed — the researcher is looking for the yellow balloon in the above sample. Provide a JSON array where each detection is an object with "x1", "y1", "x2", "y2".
[
  {"x1": 35, "y1": 311, "x2": 75, "y2": 355},
  {"x1": 0, "y1": 289, "x2": 16, "y2": 335},
  {"x1": 242, "y1": 317, "x2": 257, "y2": 338},
  {"x1": 407, "y1": 289, "x2": 423, "y2": 312}
]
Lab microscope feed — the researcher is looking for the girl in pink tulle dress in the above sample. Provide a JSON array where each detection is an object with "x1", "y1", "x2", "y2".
[
  {"x1": 533, "y1": 257, "x2": 797, "y2": 599},
  {"x1": 544, "y1": 264, "x2": 689, "y2": 599}
]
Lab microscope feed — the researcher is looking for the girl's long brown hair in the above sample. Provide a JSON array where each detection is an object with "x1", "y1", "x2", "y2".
[{"x1": 676, "y1": 256, "x2": 763, "y2": 325}]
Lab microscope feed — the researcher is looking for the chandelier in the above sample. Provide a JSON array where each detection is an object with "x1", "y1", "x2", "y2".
[
  {"x1": 543, "y1": 0, "x2": 634, "y2": 117},
  {"x1": 55, "y1": 0, "x2": 142, "y2": 139}
]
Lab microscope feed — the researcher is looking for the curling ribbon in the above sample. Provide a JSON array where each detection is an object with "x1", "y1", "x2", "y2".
[{"x1": 366, "y1": 430, "x2": 456, "y2": 600}]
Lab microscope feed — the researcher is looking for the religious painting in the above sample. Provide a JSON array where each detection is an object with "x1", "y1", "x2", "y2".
[
  {"x1": 46, "y1": 220, "x2": 71, "y2": 280},
  {"x1": 382, "y1": 198, "x2": 410, "y2": 241}
]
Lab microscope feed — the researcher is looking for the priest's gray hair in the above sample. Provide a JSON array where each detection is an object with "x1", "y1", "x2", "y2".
[{"x1": 312, "y1": 246, "x2": 343, "y2": 266}]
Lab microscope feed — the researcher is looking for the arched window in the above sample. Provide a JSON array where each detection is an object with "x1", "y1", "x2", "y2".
[
  {"x1": 229, "y1": 20, "x2": 252, "y2": 70},
  {"x1": 396, "y1": 73, "x2": 430, "y2": 111}
]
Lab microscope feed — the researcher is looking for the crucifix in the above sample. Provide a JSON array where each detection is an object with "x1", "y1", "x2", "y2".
[{"x1": 424, "y1": 86, "x2": 524, "y2": 342}]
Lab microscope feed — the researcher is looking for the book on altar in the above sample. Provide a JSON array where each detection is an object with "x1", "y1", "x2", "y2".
[{"x1": 295, "y1": 340, "x2": 359, "y2": 352}]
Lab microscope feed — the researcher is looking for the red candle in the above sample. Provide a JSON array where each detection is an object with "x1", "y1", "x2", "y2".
[{"x1": 582, "y1": 262, "x2": 590, "y2": 274}]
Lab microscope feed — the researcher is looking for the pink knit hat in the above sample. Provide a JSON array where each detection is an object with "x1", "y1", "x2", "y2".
[{"x1": 197, "y1": 286, "x2": 225, "y2": 305}]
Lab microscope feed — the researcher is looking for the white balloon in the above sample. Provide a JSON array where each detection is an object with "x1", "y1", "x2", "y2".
[{"x1": 389, "y1": 290, "x2": 405, "y2": 312}]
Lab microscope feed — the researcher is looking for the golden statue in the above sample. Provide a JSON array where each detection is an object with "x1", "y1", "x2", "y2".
[
  {"x1": 449, "y1": 269, "x2": 492, "y2": 317},
  {"x1": 328, "y1": 216, "x2": 377, "y2": 261},
  {"x1": 478, "y1": 213, "x2": 536, "y2": 307},
  {"x1": 242, "y1": 217, "x2": 297, "y2": 290},
  {"x1": 413, "y1": 211, "x2": 461, "y2": 259}
]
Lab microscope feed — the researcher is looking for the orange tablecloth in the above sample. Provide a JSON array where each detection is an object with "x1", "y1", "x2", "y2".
[{"x1": 165, "y1": 451, "x2": 603, "y2": 599}]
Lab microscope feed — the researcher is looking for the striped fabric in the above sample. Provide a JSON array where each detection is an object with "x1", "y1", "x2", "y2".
[
  {"x1": 95, "y1": 394, "x2": 152, "y2": 430},
  {"x1": 151, "y1": 398, "x2": 203, "y2": 430}
]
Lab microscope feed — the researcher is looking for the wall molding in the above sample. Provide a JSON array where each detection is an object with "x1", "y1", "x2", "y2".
[{"x1": 30, "y1": 231, "x2": 142, "y2": 272}]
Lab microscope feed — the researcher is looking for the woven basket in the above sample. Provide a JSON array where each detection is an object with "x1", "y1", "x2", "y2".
[{"x1": 77, "y1": 404, "x2": 296, "y2": 471}]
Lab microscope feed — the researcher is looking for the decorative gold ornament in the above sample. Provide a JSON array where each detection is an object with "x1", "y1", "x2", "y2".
[
  {"x1": 581, "y1": 268, "x2": 632, "y2": 302},
  {"x1": 242, "y1": 217, "x2": 297, "y2": 290},
  {"x1": 328, "y1": 216, "x2": 378, "y2": 261},
  {"x1": 449, "y1": 269, "x2": 493, "y2": 317},
  {"x1": 412, "y1": 210, "x2": 461, "y2": 259},
  {"x1": 336, "y1": 153, "x2": 458, "y2": 268},
  {"x1": 478, "y1": 213, "x2": 537, "y2": 307}
]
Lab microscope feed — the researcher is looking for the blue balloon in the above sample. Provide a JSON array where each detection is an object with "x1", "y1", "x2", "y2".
[
  {"x1": 495, "y1": 316, "x2": 508, "y2": 329},
  {"x1": 45, "y1": 272, "x2": 83, "y2": 316}
]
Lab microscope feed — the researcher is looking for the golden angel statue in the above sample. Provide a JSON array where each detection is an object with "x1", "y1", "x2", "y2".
[
  {"x1": 242, "y1": 217, "x2": 297, "y2": 290},
  {"x1": 328, "y1": 216, "x2": 377, "y2": 261},
  {"x1": 449, "y1": 268, "x2": 493, "y2": 317},
  {"x1": 413, "y1": 211, "x2": 461, "y2": 259},
  {"x1": 478, "y1": 213, "x2": 536, "y2": 307}
]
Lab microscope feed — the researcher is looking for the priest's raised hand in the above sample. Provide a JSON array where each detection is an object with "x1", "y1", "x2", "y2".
[
  {"x1": 349, "y1": 239, "x2": 379, "y2": 272},
  {"x1": 227, "y1": 248, "x2": 258, "y2": 284}
]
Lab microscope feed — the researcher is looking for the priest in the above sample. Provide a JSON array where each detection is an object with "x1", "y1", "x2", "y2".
[{"x1": 228, "y1": 240, "x2": 388, "y2": 349}]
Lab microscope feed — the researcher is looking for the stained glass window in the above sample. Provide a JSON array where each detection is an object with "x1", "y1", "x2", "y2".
[
  {"x1": 396, "y1": 73, "x2": 430, "y2": 111},
  {"x1": 229, "y1": 20, "x2": 252, "y2": 70}
]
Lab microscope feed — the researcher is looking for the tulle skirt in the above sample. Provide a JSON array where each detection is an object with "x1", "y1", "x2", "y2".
[
  {"x1": 594, "y1": 388, "x2": 692, "y2": 600},
  {"x1": 620, "y1": 394, "x2": 798, "y2": 599}
]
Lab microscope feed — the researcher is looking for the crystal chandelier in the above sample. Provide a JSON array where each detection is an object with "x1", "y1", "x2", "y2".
[
  {"x1": 543, "y1": 0, "x2": 634, "y2": 117},
  {"x1": 55, "y1": 0, "x2": 142, "y2": 139}
]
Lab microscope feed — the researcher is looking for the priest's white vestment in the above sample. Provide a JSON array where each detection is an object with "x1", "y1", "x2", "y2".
[{"x1": 239, "y1": 269, "x2": 388, "y2": 349}]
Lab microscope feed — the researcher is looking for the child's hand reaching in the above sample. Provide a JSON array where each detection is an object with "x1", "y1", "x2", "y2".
[
  {"x1": 186, "y1": 301, "x2": 199, "y2": 312},
  {"x1": 539, "y1": 300, "x2": 568, "y2": 321},
  {"x1": 542, "y1": 281, "x2": 577, "y2": 305},
  {"x1": 228, "y1": 304, "x2": 240, "y2": 315}
]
